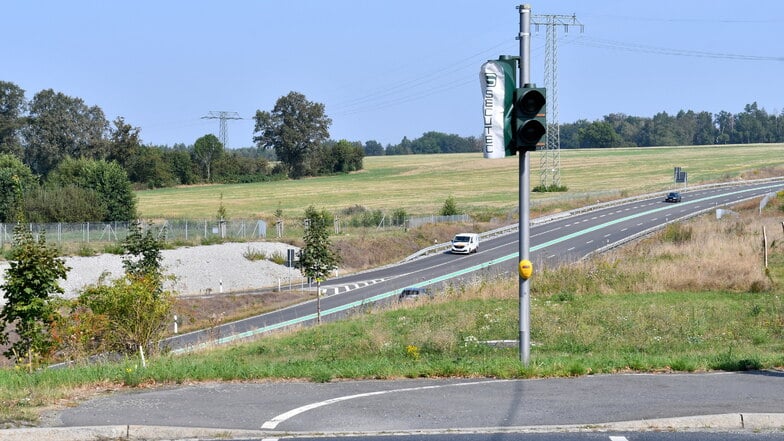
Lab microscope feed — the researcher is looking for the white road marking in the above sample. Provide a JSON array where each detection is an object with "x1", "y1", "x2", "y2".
[
  {"x1": 609, "y1": 436, "x2": 629, "y2": 441},
  {"x1": 261, "y1": 379, "x2": 506, "y2": 429}
]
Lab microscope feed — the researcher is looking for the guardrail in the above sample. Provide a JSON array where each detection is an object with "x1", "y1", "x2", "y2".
[{"x1": 401, "y1": 177, "x2": 784, "y2": 262}]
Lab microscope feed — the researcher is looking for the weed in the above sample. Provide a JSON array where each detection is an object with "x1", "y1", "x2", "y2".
[
  {"x1": 661, "y1": 223, "x2": 692, "y2": 244},
  {"x1": 243, "y1": 247, "x2": 266, "y2": 261},
  {"x1": 102, "y1": 243, "x2": 125, "y2": 255},
  {"x1": 76, "y1": 245, "x2": 96, "y2": 257},
  {"x1": 268, "y1": 250, "x2": 287, "y2": 265}
]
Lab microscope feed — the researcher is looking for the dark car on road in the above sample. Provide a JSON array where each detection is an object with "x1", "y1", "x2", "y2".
[
  {"x1": 399, "y1": 286, "x2": 431, "y2": 301},
  {"x1": 665, "y1": 191, "x2": 682, "y2": 203}
]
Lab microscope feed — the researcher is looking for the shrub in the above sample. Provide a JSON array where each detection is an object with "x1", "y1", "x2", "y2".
[
  {"x1": 0, "y1": 224, "x2": 69, "y2": 368},
  {"x1": 440, "y1": 195, "x2": 460, "y2": 216},
  {"x1": 47, "y1": 158, "x2": 137, "y2": 222},
  {"x1": 77, "y1": 274, "x2": 174, "y2": 355},
  {"x1": 392, "y1": 208, "x2": 408, "y2": 226},
  {"x1": 24, "y1": 185, "x2": 108, "y2": 222}
]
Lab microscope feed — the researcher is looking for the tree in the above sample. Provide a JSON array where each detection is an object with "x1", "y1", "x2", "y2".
[
  {"x1": 0, "y1": 81, "x2": 27, "y2": 158},
  {"x1": 125, "y1": 145, "x2": 177, "y2": 189},
  {"x1": 578, "y1": 121, "x2": 624, "y2": 148},
  {"x1": 0, "y1": 154, "x2": 36, "y2": 222},
  {"x1": 122, "y1": 220, "x2": 165, "y2": 281},
  {"x1": 47, "y1": 158, "x2": 137, "y2": 221},
  {"x1": 161, "y1": 146, "x2": 199, "y2": 185},
  {"x1": 193, "y1": 134, "x2": 223, "y2": 182},
  {"x1": 22, "y1": 89, "x2": 108, "y2": 177},
  {"x1": 299, "y1": 206, "x2": 339, "y2": 323},
  {"x1": 253, "y1": 91, "x2": 332, "y2": 178},
  {"x1": 107, "y1": 117, "x2": 142, "y2": 167},
  {"x1": 0, "y1": 180, "x2": 69, "y2": 369},
  {"x1": 363, "y1": 140, "x2": 384, "y2": 156}
]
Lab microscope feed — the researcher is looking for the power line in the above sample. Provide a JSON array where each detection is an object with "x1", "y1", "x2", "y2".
[
  {"x1": 532, "y1": 13, "x2": 583, "y2": 189},
  {"x1": 201, "y1": 111, "x2": 243, "y2": 148},
  {"x1": 568, "y1": 36, "x2": 784, "y2": 62}
]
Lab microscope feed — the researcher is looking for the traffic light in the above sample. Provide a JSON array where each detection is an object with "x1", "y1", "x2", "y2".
[{"x1": 511, "y1": 84, "x2": 546, "y2": 154}]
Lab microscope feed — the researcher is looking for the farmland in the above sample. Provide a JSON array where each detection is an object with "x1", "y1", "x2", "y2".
[{"x1": 136, "y1": 144, "x2": 784, "y2": 220}]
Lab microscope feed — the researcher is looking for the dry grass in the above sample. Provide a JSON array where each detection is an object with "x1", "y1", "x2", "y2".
[{"x1": 534, "y1": 199, "x2": 783, "y2": 297}]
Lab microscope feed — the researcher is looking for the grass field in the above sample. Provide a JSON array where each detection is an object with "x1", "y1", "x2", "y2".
[{"x1": 136, "y1": 144, "x2": 784, "y2": 220}]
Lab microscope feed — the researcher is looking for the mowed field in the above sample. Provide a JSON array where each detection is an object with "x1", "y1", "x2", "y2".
[{"x1": 136, "y1": 144, "x2": 784, "y2": 220}]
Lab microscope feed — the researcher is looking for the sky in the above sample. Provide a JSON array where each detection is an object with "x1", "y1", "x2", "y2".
[{"x1": 5, "y1": 1, "x2": 784, "y2": 148}]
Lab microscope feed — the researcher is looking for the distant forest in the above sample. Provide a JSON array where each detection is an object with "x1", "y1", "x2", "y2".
[{"x1": 369, "y1": 102, "x2": 783, "y2": 155}]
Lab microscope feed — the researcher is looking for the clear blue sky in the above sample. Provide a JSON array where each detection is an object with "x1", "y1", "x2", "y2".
[{"x1": 5, "y1": 1, "x2": 783, "y2": 148}]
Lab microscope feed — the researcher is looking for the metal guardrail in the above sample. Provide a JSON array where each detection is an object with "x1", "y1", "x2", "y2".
[{"x1": 401, "y1": 177, "x2": 784, "y2": 262}]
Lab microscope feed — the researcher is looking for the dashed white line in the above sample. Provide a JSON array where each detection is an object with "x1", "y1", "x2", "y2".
[{"x1": 609, "y1": 437, "x2": 629, "y2": 441}]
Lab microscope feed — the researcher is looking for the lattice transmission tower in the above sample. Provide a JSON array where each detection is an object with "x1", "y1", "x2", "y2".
[
  {"x1": 531, "y1": 14, "x2": 582, "y2": 189},
  {"x1": 201, "y1": 111, "x2": 243, "y2": 148}
]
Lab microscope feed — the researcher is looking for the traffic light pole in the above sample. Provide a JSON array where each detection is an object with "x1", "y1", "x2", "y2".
[{"x1": 517, "y1": 4, "x2": 532, "y2": 366}]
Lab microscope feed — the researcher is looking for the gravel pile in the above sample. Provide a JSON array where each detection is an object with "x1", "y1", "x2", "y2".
[{"x1": 0, "y1": 242, "x2": 302, "y2": 303}]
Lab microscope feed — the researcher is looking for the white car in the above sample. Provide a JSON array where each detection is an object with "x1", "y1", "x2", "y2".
[{"x1": 451, "y1": 233, "x2": 479, "y2": 254}]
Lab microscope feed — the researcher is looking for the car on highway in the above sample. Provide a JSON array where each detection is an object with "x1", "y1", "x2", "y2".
[
  {"x1": 398, "y1": 286, "x2": 431, "y2": 301},
  {"x1": 451, "y1": 233, "x2": 479, "y2": 254},
  {"x1": 664, "y1": 191, "x2": 682, "y2": 203}
]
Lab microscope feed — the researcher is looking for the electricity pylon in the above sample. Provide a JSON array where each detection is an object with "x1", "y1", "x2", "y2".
[
  {"x1": 201, "y1": 111, "x2": 242, "y2": 148},
  {"x1": 532, "y1": 14, "x2": 583, "y2": 189}
]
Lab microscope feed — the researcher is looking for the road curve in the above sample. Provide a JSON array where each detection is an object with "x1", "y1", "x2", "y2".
[{"x1": 163, "y1": 179, "x2": 784, "y2": 352}]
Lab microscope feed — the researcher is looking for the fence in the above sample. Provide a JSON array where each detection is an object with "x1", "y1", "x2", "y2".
[
  {"x1": 0, "y1": 214, "x2": 477, "y2": 248},
  {"x1": 0, "y1": 219, "x2": 269, "y2": 247},
  {"x1": 406, "y1": 214, "x2": 471, "y2": 229}
]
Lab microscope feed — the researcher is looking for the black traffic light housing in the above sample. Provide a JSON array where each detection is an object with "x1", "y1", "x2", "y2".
[{"x1": 510, "y1": 84, "x2": 546, "y2": 154}]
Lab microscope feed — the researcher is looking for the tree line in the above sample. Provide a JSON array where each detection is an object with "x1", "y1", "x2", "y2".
[
  {"x1": 359, "y1": 103, "x2": 783, "y2": 155},
  {"x1": 0, "y1": 83, "x2": 369, "y2": 222},
  {"x1": 559, "y1": 103, "x2": 784, "y2": 148}
]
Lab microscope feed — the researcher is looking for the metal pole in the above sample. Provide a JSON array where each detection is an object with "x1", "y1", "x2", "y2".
[{"x1": 517, "y1": 3, "x2": 532, "y2": 366}]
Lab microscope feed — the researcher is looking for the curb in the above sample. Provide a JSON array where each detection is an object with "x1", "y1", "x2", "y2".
[{"x1": 2, "y1": 414, "x2": 783, "y2": 441}]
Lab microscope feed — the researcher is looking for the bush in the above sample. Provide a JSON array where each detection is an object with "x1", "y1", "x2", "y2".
[
  {"x1": 24, "y1": 185, "x2": 108, "y2": 222},
  {"x1": 392, "y1": 208, "x2": 408, "y2": 226},
  {"x1": 440, "y1": 196, "x2": 460, "y2": 216},
  {"x1": 77, "y1": 274, "x2": 173, "y2": 355},
  {"x1": 47, "y1": 158, "x2": 137, "y2": 222}
]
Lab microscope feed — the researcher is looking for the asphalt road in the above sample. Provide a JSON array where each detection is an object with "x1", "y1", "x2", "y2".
[
  {"x1": 163, "y1": 179, "x2": 784, "y2": 353},
  {"x1": 40, "y1": 371, "x2": 784, "y2": 437}
]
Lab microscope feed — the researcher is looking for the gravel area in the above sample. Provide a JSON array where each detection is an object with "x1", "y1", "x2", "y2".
[{"x1": 0, "y1": 242, "x2": 302, "y2": 304}]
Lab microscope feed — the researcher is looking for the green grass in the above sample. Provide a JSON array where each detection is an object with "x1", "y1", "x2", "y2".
[
  {"x1": 136, "y1": 144, "x2": 784, "y2": 220},
  {"x1": 1, "y1": 287, "x2": 781, "y2": 407}
]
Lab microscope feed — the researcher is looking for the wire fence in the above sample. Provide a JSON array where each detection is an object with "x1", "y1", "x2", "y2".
[
  {"x1": 0, "y1": 219, "x2": 269, "y2": 247},
  {"x1": 0, "y1": 214, "x2": 474, "y2": 248}
]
